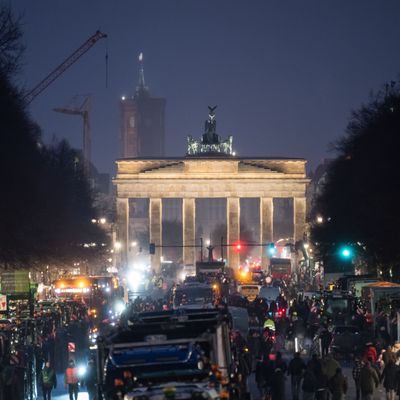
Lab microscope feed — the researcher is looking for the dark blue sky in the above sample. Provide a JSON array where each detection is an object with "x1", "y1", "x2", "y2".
[{"x1": 12, "y1": 0, "x2": 400, "y2": 175}]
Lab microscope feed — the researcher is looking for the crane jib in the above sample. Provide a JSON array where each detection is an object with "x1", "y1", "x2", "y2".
[{"x1": 23, "y1": 30, "x2": 107, "y2": 105}]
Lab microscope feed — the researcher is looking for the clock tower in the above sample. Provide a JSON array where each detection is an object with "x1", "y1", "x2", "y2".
[{"x1": 120, "y1": 53, "x2": 166, "y2": 158}]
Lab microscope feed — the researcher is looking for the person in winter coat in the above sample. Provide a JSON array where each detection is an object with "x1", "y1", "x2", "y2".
[
  {"x1": 319, "y1": 328, "x2": 332, "y2": 358},
  {"x1": 360, "y1": 360, "x2": 379, "y2": 400},
  {"x1": 352, "y1": 355, "x2": 363, "y2": 400},
  {"x1": 328, "y1": 367, "x2": 347, "y2": 400},
  {"x1": 363, "y1": 343, "x2": 377, "y2": 364},
  {"x1": 314, "y1": 362, "x2": 329, "y2": 400},
  {"x1": 64, "y1": 359, "x2": 79, "y2": 400},
  {"x1": 271, "y1": 367, "x2": 285, "y2": 400},
  {"x1": 81, "y1": 359, "x2": 97, "y2": 400},
  {"x1": 380, "y1": 359, "x2": 398, "y2": 400},
  {"x1": 40, "y1": 361, "x2": 57, "y2": 400},
  {"x1": 274, "y1": 352, "x2": 287, "y2": 374},
  {"x1": 288, "y1": 352, "x2": 306, "y2": 400},
  {"x1": 322, "y1": 353, "x2": 340, "y2": 381},
  {"x1": 302, "y1": 365, "x2": 318, "y2": 400}
]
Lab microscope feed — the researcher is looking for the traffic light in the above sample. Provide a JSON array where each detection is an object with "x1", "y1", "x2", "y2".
[
  {"x1": 149, "y1": 243, "x2": 156, "y2": 255},
  {"x1": 339, "y1": 246, "x2": 353, "y2": 260},
  {"x1": 234, "y1": 241, "x2": 244, "y2": 253},
  {"x1": 267, "y1": 243, "x2": 276, "y2": 256}
]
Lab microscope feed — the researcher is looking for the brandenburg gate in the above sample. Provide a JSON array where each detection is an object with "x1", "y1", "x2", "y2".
[{"x1": 113, "y1": 107, "x2": 309, "y2": 271}]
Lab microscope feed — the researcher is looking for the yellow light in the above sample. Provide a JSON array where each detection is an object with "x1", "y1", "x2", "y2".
[
  {"x1": 59, "y1": 282, "x2": 65, "y2": 289},
  {"x1": 212, "y1": 284, "x2": 218, "y2": 290},
  {"x1": 78, "y1": 280, "x2": 86, "y2": 288}
]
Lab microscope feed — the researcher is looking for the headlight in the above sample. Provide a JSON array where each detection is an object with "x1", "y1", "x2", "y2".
[
  {"x1": 127, "y1": 270, "x2": 144, "y2": 290},
  {"x1": 114, "y1": 301, "x2": 125, "y2": 315},
  {"x1": 77, "y1": 365, "x2": 87, "y2": 377}
]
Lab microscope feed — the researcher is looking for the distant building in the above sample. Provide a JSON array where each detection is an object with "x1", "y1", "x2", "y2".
[{"x1": 120, "y1": 53, "x2": 166, "y2": 158}]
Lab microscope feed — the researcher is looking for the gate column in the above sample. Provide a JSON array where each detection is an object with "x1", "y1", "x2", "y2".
[
  {"x1": 260, "y1": 197, "x2": 273, "y2": 269},
  {"x1": 116, "y1": 198, "x2": 129, "y2": 269},
  {"x1": 227, "y1": 197, "x2": 240, "y2": 268},
  {"x1": 294, "y1": 197, "x2": 306, "y2": 241},
  {"x1": 149, "y1": 198, "x2": 162, "y2": 273},
  {"x1": 182, "y1": 198, "x2": 196, "y2": 267}
]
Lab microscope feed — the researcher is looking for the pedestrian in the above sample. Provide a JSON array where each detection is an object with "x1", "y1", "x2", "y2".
[
  {"x1": 82, "y1": 359, "x2": 96, "y2": 400},
  {"x1": 64, "y1": 359, "x2": 79, "y2": 400},
  {"x1": 274, "y1": 352, "x2": 287, "y2": 374},
  {"x1": 288, "y1": 351, "x2": 305, "y2": 400},
  {"x1": 307, "y1": 353, "x2": 322, "y2": 375},
  {"x1": 40, "y1": 361, "x2": 57, "y2": 400},
  {"x1": 314, "y1": 362, "x2": 328, "y2": 400},
  {"x1": 328, "y1": 367, "x2": 347, "y2": 400},
  {"x1": 255, "y1": 358, "x2": 267, "y2": 399},
  {"x1": 302, "y1": 364, "x2": 318, "y2": 400},
  {"x1": 352, "y1": 355, "x2": 363, "y2": 400},
  {"x1": 382, "y1": 345, "x2": 394, "y2": 366},
  {"x1": 271, "y1": 366, "x2": 285, "y2": 400},
  {"x1": 359, "y1": 360, "x2": 379, "y2": 400},
  {"x1": 319, "y1": 328, "x2": 332, "y2": 358},
  {"x1": 322, "y1": 353, "x2": 340, "y2": 381},
  {"x1": 363, "y1": 343, "x2": 377, "y2": 364},
  {"x1": 380, "y1": 359, "x2": 398, "y2": 400}
]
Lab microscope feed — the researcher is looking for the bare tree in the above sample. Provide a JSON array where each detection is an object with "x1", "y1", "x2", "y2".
[{"x1": 0, "y1": 5, "x2": 24, "y2": 77}]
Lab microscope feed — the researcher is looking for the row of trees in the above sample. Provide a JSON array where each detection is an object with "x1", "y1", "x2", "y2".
[
  {"x1": 311, "y1": 81, "x2": 400, "y2": 279},
  {"x1": 0, "y1": 6, "x2": 105, "y2": 269}
]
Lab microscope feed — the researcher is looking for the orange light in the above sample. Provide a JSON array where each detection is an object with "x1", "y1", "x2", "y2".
[
  {"x1": 114, "y1": 378, "x2": 124, "y2": 386},
  {"x1": 123, "y1": 370, "x2": 132, "y2": 378},
  {"x1": 78, "y1": 280, "x2": 86, "y2": 288}
]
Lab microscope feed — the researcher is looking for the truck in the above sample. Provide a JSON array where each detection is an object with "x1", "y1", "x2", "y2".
[
  {"x1": 269, "y1": 258, "x2": 291, "y2": 281},
  {"x1": 96, "y1": 309, "x2": 233, "y2": 400}
]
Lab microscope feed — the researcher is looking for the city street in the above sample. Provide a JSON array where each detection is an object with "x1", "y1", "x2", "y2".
[{"x1": 2, "y1": 2, "x2": 400, "y2": 400}]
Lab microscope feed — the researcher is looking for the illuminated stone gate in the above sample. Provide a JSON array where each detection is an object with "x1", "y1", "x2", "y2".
[{"x1": 113, "y1": 108, "x2": 309, "y2": 271}]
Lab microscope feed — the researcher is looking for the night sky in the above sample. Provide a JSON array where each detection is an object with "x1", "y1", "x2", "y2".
[{"x1": 11, "y1": 0, "x2": 400, "y2": 176}]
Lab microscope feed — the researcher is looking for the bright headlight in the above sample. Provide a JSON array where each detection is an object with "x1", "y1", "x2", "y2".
[
  {"x1": 77, "y1": 365, "x2": 87, "y2": 377},
  {"x1": 127, "y1": 269, "x2": 144, "y2": 290},
  {"x1": 115, "y1": 301, "x2": 125, "y2": 315}
]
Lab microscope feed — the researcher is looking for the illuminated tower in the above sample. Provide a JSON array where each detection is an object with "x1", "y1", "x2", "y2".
[{"x1": 120, "y1": 53, "x2": 166, "y2": 157}]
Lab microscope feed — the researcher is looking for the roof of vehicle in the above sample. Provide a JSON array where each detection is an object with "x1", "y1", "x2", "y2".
[
  {"x1": 109, "y1": 309, "x2": 228, "y2": 345},
  {"x1": 176, "y1": 282, "x2": 213, "y2": 290}
]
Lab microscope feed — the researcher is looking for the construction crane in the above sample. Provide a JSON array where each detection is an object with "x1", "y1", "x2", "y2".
[
  {"x1": 54, "y1": 95, "x2": 91, "y2": 175},
  {"x1": 23, "y1": 30, "x2": 107, "y2": 105}
]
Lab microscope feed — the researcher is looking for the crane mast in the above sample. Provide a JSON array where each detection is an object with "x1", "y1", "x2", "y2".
[
  {"x1": 24, "y1": 30, "x2": 107, "y2": 105},
  {"x1": 54, "y1": 95, "x2": 91, "y2": 175}
]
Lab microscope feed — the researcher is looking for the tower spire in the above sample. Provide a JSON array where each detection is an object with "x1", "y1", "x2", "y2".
[{"x1": 136, "y1": 52, "x2": 149, "y2": 96}]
